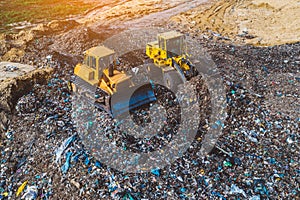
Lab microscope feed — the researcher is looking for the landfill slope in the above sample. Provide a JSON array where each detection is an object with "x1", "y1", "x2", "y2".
[
  {"x1": 0, "y1": 67, "x2": 53, "y2": 132},
  {"x1": 170, "y1": 0, "x2": 300, "y2": 46},
  {"x1": 2, "y1": 39, "x2": 299, "y2": 200}
]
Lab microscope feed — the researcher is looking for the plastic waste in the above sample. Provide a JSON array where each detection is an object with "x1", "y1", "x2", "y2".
[
  {"x1": 151, "y1": 168, "x2": 160, "y2": 176},
  {"x1": 229, "y1": 184, "x2": 246, "y2": 197},
  {"x1": 108, "y1": 175, "x2": 119, "y2": 192},
  {"x1": 16, "y1": 180, "x2": 28, "y2": 197},
  {"x1": 180, "y1": 187, "x2": 187, "y2": 193},
  {"x1": 84, "y1": 156, "x2": 90, "y2": 166},
  {"x1": 21, "y1": 186, "x2": 38, "y2": 200},
  {"x1": 61, "y1": 151, "x2": 73, "y2": 173},
  {"x1": 95, "y1": 161, "x2": 102, "y2": 168},
  {"x1": 249, "y1": 195, "x2": 260, "y2": 200},
  {"x1": 55, "y1": 134, "x2": 76, "y2": 163},
  {"x1": 122, "y1": 193, "x2": 135, "y2": 200},
  {"x1": 0, "y1": 192, "x2": 8, "y2": 198},
  {"x1": 223, "y1": 161, "x2": 232, "y2": 167}
]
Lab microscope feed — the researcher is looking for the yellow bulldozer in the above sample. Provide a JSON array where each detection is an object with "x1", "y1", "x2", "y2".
[
  {"x1": 70, "y1": 45, "x2": 156, "y2": 117},
  {"x1": 70, "y1": 31, "x2": 197, "y2": 117},
  {"x1": 146, "y1": 31, "x2": 197, "y2": 90}
]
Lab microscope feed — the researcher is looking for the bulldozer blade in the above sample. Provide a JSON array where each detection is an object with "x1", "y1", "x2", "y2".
[{"x1": 110, "y1": 83, "x2": 157, "y2": 117}]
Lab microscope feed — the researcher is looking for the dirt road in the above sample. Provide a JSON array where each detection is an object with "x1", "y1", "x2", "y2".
[
  {"x1": 78, "y1": 0, "x2": 210, "y2": 29},
  {"x1": 0, "y1": 0, "x2": 212, "y2": 63},
  {"x1": 2, "y1": 0, "x2": 299, "y2": 65},
  {"x1": 171, "y1": 0, "x2": 300, "y2": 46}
]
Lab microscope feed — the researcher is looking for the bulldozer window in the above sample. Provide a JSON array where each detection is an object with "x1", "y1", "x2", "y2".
[
  {"x1": 98, "y1": 55, "x2": 115, "y2": 76},
  {"x1": 89, "y1": 71, "x2": 95, "y2": 80},
  {"x1": 159, "y1": 37, "x2": 165, "y2": 50},
  {"x1": 90, "y1": 56, "x2": 96, "y2": 69},
  {"x1": 99, "y1": 56, "x2": 109, "y2": 71},
  {"x1": 83, "y1": 55, "x2": 89, "y2": 65},
  {"x1": 166, "y1": 37, "x2": 182, "y2": 57}
]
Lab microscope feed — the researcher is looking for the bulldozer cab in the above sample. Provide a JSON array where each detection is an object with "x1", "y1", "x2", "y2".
[
  {"x1": 158, "y1": 31, "x2": 186, "y2": 59},
  {"x1": 73, "y1": 45, "x2": 157, "y2": 117},
  {"x1": 83, "y1": 46, "x2": 115, "y2": 81}
]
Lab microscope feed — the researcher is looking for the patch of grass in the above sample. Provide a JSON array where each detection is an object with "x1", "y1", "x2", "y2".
[{"x1": 0, "y1": 0, "x2": 96, "y2": 30}]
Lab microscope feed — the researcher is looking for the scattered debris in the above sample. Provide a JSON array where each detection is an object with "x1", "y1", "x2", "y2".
[{"x1": 0, "y1": 0, "x2": 299, "y2": 199}]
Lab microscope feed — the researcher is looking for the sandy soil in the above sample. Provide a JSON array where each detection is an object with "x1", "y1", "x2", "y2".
[
  {"x1": 171, "y1": 0, "x2": 300, "y2": 46},
  {"x1": 79, "y1": 0, "x2": 209, "y2": 29},
  {"x1": 0, "y1": 0, "x2": 211, "y2": 64},
  {"x1": 1, "y1": 0, "x2": 299, "y2": 64}
]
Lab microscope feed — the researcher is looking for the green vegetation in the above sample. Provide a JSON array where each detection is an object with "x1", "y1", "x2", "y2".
[{"x1": 0, "y1": 0, "x2": 96, "y2": 31}]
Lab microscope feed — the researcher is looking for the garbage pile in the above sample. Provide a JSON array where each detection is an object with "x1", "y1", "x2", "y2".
[
  {"x1": 0, "y1": 39, "x2": 299, "y2": 199},
  {"x1": 3, "y1": 65, "x2": 19, "y2": 72}
]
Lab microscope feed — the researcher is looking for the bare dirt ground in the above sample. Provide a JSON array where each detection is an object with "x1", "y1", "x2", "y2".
[
  {"x1": 171, "y1": 0, "x2": 300, "y2": 46},
  {"x1": 80, "y1": 0, "x2": 210, "y2": 29},
  {"x1": 0, "y1": 0, "x2": 211, "y2": 64},
  {"x1": 1, "y1": 0, "x2": 299, "y2": 65}
]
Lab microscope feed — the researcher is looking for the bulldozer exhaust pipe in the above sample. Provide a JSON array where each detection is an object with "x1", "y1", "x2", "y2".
[{"x1": 109, "y1": 64, "x2": 114, "y2": 77}]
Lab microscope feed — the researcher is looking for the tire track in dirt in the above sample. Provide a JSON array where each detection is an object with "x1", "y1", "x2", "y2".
[
  {"x1": 170, "y1": 0, "x2": 300, "y2": 46},
  {"x1": 121, "y1": 0, "x2": 209, "y2": 29},
  {"x1": 79, "y1": 0, "x2": 210, "y2": 30}
]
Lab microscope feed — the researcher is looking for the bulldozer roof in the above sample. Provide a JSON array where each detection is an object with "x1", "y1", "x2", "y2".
[
  {"x1": 147, "y1": 41, "x2": 158, "y2": 47},
  {"x1": 86, "y1": 46, "x2": 115, "y2": 58},
  {"x1": 158, "y1": 31, "x2": 183, "y2": 40}
]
